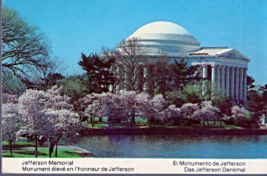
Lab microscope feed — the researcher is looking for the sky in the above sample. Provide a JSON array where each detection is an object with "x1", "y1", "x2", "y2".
[{"x1": 3, "y1": 0, "x2": 267, "y2": 85}]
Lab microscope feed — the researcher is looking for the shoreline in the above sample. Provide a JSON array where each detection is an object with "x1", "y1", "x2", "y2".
[
  {"x1": 82, "y1": 127, "x2": 267, "y2": 135},
  {"x1": 6, "y1": 137, "x2": 95, "y2": 158}
]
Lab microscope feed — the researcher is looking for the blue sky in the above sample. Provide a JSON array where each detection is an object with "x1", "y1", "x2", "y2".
[{"x1": 3, "y1": 0, "x2": 267, "y2": 85}]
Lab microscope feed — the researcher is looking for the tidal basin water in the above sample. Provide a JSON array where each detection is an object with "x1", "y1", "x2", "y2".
[{"x1": 73, "y1": 134, "x2": 267, "y2": 158}]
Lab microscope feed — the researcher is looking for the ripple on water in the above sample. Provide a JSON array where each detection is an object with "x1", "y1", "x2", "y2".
[{"x1": 72, "y1": 134, "x2": 267, "y2": 158}]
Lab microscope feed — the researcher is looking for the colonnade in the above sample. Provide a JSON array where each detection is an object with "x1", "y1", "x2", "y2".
[{"x1": 202, "y1": 65, "x2": 247, "y2": 104}]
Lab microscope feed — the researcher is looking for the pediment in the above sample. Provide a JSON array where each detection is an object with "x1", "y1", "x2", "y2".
[{"x1": 218, "y1": 49, "x2": 250, "y2": 62}]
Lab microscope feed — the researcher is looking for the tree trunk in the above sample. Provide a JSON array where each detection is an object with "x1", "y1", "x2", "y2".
[
  {"x1": 49, "y1": 139, "x2": 56, "y2": 158},
  {"x1": 149, "y1": 116, "x2": 153, "y2": 127},
  {"x1": 49, "y1": 147, "x2": 52, "y2": 158},
  {"x1": 91, "y1": 116, "x2": 94, "y2": 127},
  {"x1": 203, "y1": 119, "x2": 209, "y2": 127},
  {"x1": 55, "y1": 139, "x2": 59, "y2": 157},
  {"x1": 92, "y1": 117, "x2": 95, "y2": 127},
  {"x1": 9, "y1": 141, "x2": 13, "y2": 157},
  {"x1": 131, "y1": 110, "x2": 135, "y2": 124},
  {"x1": 35, "y1": 136, "x2": 38, "y2": 158},
  {"x1": 99, "y1": 117, "x2": 102, "y2": 122}
]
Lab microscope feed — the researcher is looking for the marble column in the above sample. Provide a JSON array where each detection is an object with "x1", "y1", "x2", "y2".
[
  {"x1": 239, "y1": 68, "x2": 244, "y2": 102},
  {"x1": 211, "y1": 65, "x2": 216, "y2": 97},
  {"x1": 225, "y1": 66, "x2": 230, "y2": 97},
  {"x1": 231, "y1": 67, "x2": 235, "y2": 100},
  {"x1": 235, "y1": 67, "x2": 240, "y2": 102},
  {"x1": 243, "y1": 68, "x2": 247, "y2": 103},
  {"x1": 202, "y1": 66, "x2": 208, "y2": 96},
  {"x1": 143, "y1": 67, "x2": 148, "y2": 91},
  {"x1": 221, "y1": 66, "x2": 225, "y2": 96},
  {"x1": 216, "y1": 65, "x2": 221, "y2": 89},
  {"x1": 203, "y1": 66, "x2": 208, "y2": 78}
]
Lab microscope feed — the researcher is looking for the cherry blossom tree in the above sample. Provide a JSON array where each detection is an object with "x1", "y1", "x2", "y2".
[
  {"x1": 44, "y1": 85, "x2": 72, "y2": 110},
  {"x1": 44, "y1": 85, "x2": 82, "y2": 157},
  {"x1": 2, "y1": 93, "x2": 18, "y2": 104},
  {"x1": 45, "y1": 109, "x2": 80, "y2": 157},
  {"x1": 142, "y1": 94, "x2": 168, "y2": 126},
  {"x1": 119, "y1": 91, "x2": 139, "y2": 125},
  {"x1": 231, "y1": 105, "x2": 251, "y2": 127},
  {"x1": 18, "y1": 89, "x2": 52, "y2": 158},
  {"x1": 83, "y1": 93, "x2": 108, "y2": 126},
  {"x1": 193, "y1": 101, "x2": 220, "y2": 127},
  {"x1": 86, "y1": 91, "x2": 151, "y2": 127},
  {"x1": 180, "y1": 103, "x2": 200, "y2": 125},
  {"x1": 2, "y1": 103, "x2": 21, "y2": 156},
  {"x1": 135, "y1": 92, "x2": 150, "y2": 115},
  {"x1": 162, "y1": 105, "x2": 182, "y2": 125},
  {"x1": 73, "y1": 93, "x2": 95, "y2": 121},
  {"x1": 17, "y1": 86, "x2": 83, "y2": 158}
]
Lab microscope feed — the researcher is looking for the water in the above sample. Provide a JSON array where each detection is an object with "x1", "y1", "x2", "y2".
[{"x1": 73, "y1": 134, "x2": 267, "y2": 158}]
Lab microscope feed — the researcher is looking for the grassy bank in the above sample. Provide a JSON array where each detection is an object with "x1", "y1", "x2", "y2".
[
  {"x1": 2, "y1": 141, "x2": 80, "y2": 158},
  {"x1": 87, "y1": 117, "x2": 246, "y2": 129}
]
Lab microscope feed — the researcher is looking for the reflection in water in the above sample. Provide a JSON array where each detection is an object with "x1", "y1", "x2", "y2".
[{"x1": 73, "y1": 134, "x2": 267, "y2": 158}]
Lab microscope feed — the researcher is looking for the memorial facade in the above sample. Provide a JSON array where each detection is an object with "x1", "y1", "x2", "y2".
[{"x1": 119, "y1": 21, "x2": 250, "y2": 104}]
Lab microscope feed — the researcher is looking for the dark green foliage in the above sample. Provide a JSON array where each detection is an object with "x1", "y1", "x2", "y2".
[
  {"x1": 146, "y1": 59, "x2": 172, "y2": 96},
  {"x1": 212, "y1": 97, "x2": 232, "y2": 117},
  {"x1": 59, "y1": 75, "x2": 87, "y2": 103},
  {"x1": 44, "y1": 73, "x2": 65, "y2": 89},
  {"x1": 2, "y1": 69, "x2": 26, "y2": 95},
  {"x1": 260, "y1": 84, "x2": 267, "y2": 122},
  {"x1": 246, "y1": 90, "x2": 264, "y2": 125},
  {"x1": 78, "y1": 53, "x2": 115, "y2": 94},
  {"x1": 170, "y1": 58, "x2": 199, "y2": 90},
  {"x1": 247, "y1": 75, "x2": 255, "y2": 90},
  {"x1": 162, "y1": 59, "x2": 201, "y2": 106}
]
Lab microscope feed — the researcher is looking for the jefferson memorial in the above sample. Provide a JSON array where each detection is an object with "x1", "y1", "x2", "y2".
[{"x1": 120, "y1": 21, "x2": 250, "y2": 103}]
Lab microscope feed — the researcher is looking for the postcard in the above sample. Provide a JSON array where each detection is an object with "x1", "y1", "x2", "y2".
[{"x1": 1, "y1": 0, "x2": 267, "y2": 174}]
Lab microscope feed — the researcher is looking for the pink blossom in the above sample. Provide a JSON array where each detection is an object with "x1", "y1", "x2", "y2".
[
  {"x1": 163, "y1": 105, "x2": 181, "y2": 120},
  {"x1": 180, "y1": 103, "x2": 200, "y2": 119},
  {"x1": 193, "y1": 101, "x2": 220, "y2": 121},
  {"x1": 44, "y1": 85, "x2": 72, "y2": 110},
  {"x1": 2, "y1": 93, "x2": 18, "y2": 104},
  {"x1": 18, "y1": 89, "x2": 51, "y2": 137},
  {"x1": 2, "y1": 103, "x2": 21, "y2": 143},
  {"x1": 231, "y1": 105, "x2": 248, "y2": 120}
]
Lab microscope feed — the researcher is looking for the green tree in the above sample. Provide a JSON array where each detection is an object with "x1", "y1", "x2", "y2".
[
  {"x1": 145, "y1": 56, "x2": 172, "y2": 96},
  {"x1": 246, "y1": 90, "x2": 264, "y2": 126},
  {"x1": 2, "y1": 6, "x2": 51, "y2": 85},
  {"x1": 247, "y1": 75, "x2": 255, "y2": 90},
  {"x1": 260, "y1": 84, "x2": 267, "y2": 122},
  {"x1": 170, "y1": 58, "x2": 199, "y2": 90},
  {"x1": 43, "y1": 73, "x2": 65, "y2": 89},
  {"x1": 169, "y1": 81, "x2": 212, "y2": 107},
  {"x1": 2, "y1": 69, "x2": 26, "y2": 95},
  {"x1": 59, "y1": 75, "x2": 87, "y2": 103},
  {"x1": 78, "y1": 53, "x2": 115, "y2": 94},
  {"x1": 212, "y1": 97, "x2": 232, "y2": 117}
]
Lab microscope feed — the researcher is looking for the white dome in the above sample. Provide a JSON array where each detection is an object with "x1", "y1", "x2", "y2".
[
  {"x1": 126, "y1": 21, "x2": 201, "y2": 57},
  {"x1": 130, "y1": 21, "x2": 191, "y2": 37}
]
